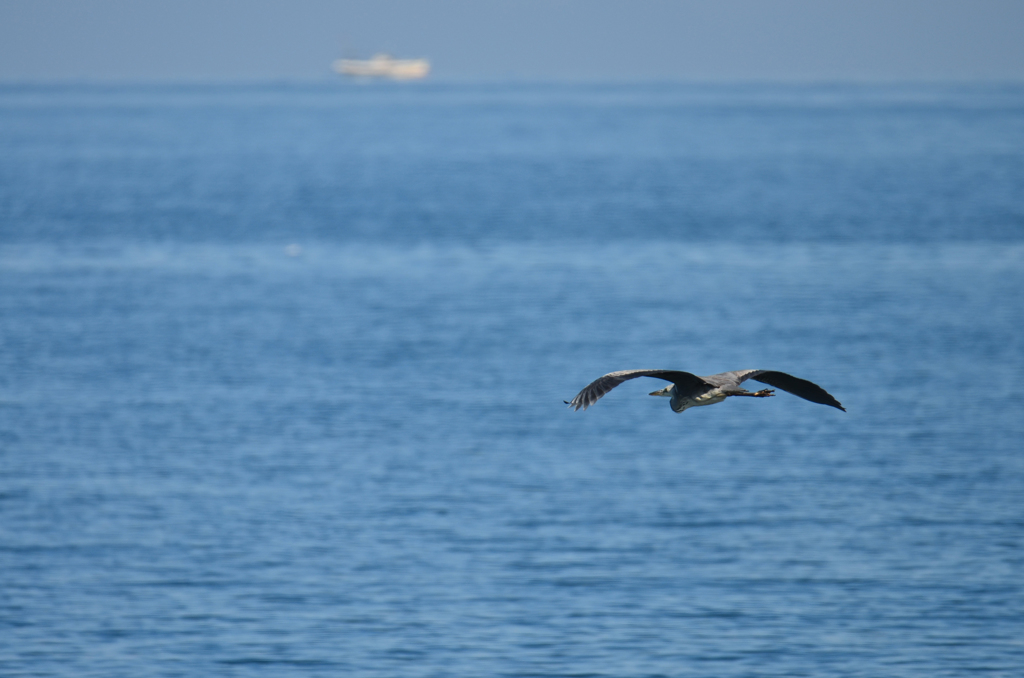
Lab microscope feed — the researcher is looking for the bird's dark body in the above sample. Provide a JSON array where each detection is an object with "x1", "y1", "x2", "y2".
[{"x1": 566, "y1": 369, "x2": 845, "y2": 413}]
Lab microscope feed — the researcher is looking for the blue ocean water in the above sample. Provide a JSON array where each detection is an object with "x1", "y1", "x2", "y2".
[{"x1": 1, "y1": 83, "x2": 1023, "y2": 676}]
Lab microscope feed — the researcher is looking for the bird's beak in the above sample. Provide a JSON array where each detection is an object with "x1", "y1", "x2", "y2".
[{"x1": 649, "y1": 387, "x2": 670, "y2": 397}]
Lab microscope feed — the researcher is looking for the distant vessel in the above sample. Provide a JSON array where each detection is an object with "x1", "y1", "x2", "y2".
[{"x1": 332, "y1": 54, "x2": 430, "y2": 80}]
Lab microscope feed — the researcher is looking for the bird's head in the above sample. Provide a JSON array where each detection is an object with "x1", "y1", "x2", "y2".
[{"x1": 649, "y1": 385, "x2": 674, "y2": 397}]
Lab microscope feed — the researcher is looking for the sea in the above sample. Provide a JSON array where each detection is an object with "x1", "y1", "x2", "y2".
[{"x1": 1, "y1": 82, "x2": 1023, "y2": 677}]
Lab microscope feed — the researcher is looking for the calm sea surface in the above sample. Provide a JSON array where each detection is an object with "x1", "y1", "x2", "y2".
[{"x1": 1, "y1": 83, "x2": 1023, "y2": 676}]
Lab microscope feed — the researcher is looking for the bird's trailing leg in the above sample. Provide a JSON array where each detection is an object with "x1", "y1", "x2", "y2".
[{"x1": 729, "y1": 389, "x2": 775, "y2": 398}]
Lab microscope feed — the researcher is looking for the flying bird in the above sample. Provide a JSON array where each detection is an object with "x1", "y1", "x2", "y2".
[{"x1": 566, "y1": 369, "x2": 845, "y2": 413}]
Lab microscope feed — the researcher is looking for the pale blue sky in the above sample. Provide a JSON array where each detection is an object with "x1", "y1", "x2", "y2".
[{"x1": 2, "y1": 0, "x2": 1023, "y2": 81}]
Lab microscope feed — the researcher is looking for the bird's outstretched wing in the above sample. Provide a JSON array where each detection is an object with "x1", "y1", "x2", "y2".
[
  {"x1": 736, "y1": 370, "x2": 846, "y2": 411},
  {"x1": 565, "y1": 369, "x2": 711, "y2": 411}
]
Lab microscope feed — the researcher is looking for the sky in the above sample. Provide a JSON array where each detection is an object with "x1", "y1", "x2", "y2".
[{"x1": 1, "y1": 0, "x2": 1023, "y2": 82}]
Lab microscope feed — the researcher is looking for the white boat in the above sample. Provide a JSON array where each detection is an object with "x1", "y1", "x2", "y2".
[{"x1": 332, "y1": 54, "x2": 430, "y2": 80}]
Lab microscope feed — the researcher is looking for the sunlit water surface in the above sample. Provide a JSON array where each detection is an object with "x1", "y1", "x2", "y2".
[{"x1": 2, "y1": 83, "x2": 1023, "y2": 676}]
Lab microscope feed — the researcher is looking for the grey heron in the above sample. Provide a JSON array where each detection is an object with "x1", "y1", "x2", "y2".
[{"x1": 566, "y1": 369, "x2": 845, "y2": 413}]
